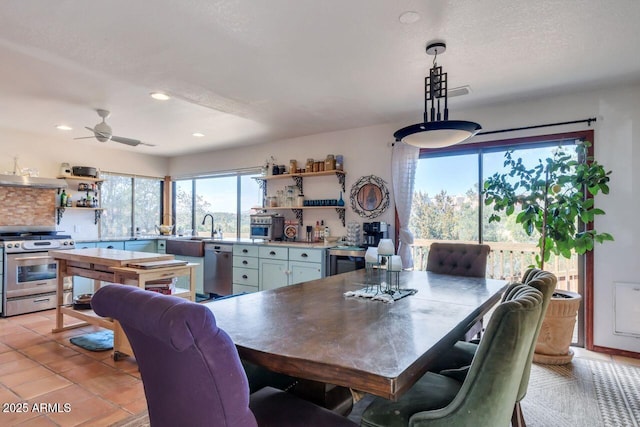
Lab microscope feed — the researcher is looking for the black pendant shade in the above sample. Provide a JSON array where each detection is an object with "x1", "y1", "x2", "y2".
[{"x1": 395, "y1": 42, "x2": 481, "y2": 148}]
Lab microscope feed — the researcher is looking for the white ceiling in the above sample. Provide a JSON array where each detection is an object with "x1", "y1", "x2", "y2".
[{"x1": 1, "y1": 1, "x2": 640, "y2": 157}]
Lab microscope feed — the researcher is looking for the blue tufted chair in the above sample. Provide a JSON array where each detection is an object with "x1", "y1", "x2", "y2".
[
  {"x1": 91, "y1": 285, "x2": 357, "y2": 427},
  {"x1": 360, "y1": 283, "x2": 544, "y2": 427},
  {"x1": 426, "y1": 242, "x2": 491, "y2": 340}
]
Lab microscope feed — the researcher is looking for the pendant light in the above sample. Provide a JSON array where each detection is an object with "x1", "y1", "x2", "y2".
[{"x1": 394, "y1": 41, "x2": 481, "y2": 148}]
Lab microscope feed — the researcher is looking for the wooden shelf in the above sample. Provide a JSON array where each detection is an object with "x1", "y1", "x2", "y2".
[
  {"x1": 254, "y1": 170, "x2": 347, "y2": 226},
  {"x1": 56, "y1": 207, "x2": 104, "y2": 210},
  {"x1": 254, "y1": 206, "x2": 346, "y2": 226},
  {"x1": 60, "y1": 305, "x2": 114, "y2": 330},
  {"x1": 58, "y1": 175, "x2": 103, "y2": 183},
  {"x1": 254, "y1": 206, "x2": 344, "y2": 210},
  {"x1": 256, "y1": 170, "x2": 345, "y2": 181},
  {"x1": 56, "y1": 207, "x2": 104, "y2": 225}
]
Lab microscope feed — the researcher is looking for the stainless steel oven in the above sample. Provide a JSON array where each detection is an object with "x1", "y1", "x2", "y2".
[{"x1": 1, "y1": 232, "x2": 75, "y2": 317}]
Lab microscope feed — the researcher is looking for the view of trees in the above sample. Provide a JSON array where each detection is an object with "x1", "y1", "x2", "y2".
[
  {"x1": 101, "y1": 173, "x2": 161, "y2": 237},
  {"x1": 174, "y1": 177, "x2": 258, "y2": 238},
  {"x1": 409, "y1": 186, "x2": 536, "y2": 244}
]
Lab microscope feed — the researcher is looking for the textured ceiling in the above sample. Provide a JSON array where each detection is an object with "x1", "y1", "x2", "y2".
[{"x1": 1, "y1": 1, "x2": 640, "y2": 156}]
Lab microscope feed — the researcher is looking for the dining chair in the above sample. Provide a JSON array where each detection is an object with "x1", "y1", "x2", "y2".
[
  {"x1": 91, "y1": 285, "x2": 357, "y2": 427},
  {"x1": 424, "y1": 269, "x2": 557, "y2": 427},
  {"x1": 426, "y1": 242, "x2": 491, "y2": 340},
  {"x1": 359, "y1": 283, "x2": 544, "y2": 427}
]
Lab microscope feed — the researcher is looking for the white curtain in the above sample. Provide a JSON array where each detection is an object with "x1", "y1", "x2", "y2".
[{"x1": 391, "y1": 141, "x2": 419, "y2": 269}]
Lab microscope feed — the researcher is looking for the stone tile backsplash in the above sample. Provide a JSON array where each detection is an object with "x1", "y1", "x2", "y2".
[{"x1": 0, "y1": 187, "x2": 56, "y2": 226}]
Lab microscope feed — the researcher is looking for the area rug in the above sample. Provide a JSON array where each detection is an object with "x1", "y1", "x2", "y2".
[
  {"x1": 518, "y1": 358, "x2": 639, "y2": 426},
  {"x1": 69, "y1": 330, "x2": 114, "y2": 351},
  {"x1": 110, "y1": 358, "x2": 639, "y2": 427}
]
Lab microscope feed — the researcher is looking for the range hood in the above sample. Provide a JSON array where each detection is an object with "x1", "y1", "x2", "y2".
[{"x1": 0, "y1": 174, "x2": 68, "y2": 189}]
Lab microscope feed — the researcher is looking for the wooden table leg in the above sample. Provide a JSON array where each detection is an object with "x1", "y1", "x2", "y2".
[{"x1": 54, "y1": 260, "x2": 67, "y2": 332}]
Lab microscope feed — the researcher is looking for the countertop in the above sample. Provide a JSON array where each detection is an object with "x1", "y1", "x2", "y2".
[{"x1": 74, "y1": 235, "x2": 339, "y2": 249}]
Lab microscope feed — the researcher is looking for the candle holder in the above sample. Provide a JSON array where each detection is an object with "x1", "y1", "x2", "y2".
[
  {"x1": 376, "y1": 239, "x2": 395, "y2": 294},
  {"x1": 364, "y1": 261, "x2": 381, "y2": 293}
]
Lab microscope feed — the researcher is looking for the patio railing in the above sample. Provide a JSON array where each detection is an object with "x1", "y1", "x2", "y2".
[{"x1": 411, "y1": 239, "x2": 579, "y2": 293}]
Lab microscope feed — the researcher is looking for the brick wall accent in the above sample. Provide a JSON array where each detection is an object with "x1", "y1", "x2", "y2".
[{"x1": 0, "y1": 187, "x2": 57, "y2": 226}]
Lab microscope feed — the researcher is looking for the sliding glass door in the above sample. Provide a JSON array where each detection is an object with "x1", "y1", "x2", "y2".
[{"x1": 410, "y1": 135, "x2": 586, "y2": 346}]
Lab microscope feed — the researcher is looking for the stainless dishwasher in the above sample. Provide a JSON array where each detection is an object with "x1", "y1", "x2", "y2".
[{"x1": 203, "y1": 242, "x2": 233, "y2": 297}]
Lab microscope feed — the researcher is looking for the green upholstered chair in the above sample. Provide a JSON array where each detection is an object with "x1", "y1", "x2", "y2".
[
  {"x1": 423, "y1": 269, "x2": 557, "y2": 427},
  {"x1": 360, "y1": 283, "x2": 544, "y2": 427}
]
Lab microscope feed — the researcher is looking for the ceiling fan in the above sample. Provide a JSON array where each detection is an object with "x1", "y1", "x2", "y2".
[{"x1": 75, "y1": 109, "x2": 155, "y2": 147}]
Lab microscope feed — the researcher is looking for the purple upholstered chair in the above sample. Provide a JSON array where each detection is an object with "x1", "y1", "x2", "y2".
[{"x1": 92, "y1": 285, "x2": 356, "y2": 427}]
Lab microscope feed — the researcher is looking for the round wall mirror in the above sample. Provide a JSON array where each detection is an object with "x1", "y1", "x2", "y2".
[{"x1": 350, "y1": 175, "x2": 389, "y2": 218}]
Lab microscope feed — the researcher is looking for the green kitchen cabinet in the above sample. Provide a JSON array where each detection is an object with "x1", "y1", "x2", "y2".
[
  {"x1": 124, "y1": 240, "x2": 156, "y2": 253},
  {"x1": 287, "y1": 247, "x2": 324, "y2": 285},
  {"x1": 288, "y1": 260, "x2": 322, "y2": 285},
  {"x1": 257, "y1": 245, "x2": 325, "y2": 290},
  {"x1": 232, "y1": 244, "x2": 259, "y2": 294},
  {"x1": 259, "y1": 258, "x2": 289, "y2": 291},
  {"x1": 173, "y1": 254, "x2": 204, "y2": 295},
  {"x1": 95, "y1": 241, "x2": 125, "y2": 250}
]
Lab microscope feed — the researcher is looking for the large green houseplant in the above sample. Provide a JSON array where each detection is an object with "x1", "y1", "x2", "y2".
[{"x1": 483, "y1": 141, "x2": 612, "y2": 364}]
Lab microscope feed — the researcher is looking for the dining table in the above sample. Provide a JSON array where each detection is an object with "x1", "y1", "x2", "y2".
[{"x1": 205, "y1": 269, "x2": 508, "y2": 401}]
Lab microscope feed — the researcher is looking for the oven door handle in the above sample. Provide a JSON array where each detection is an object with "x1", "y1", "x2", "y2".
[{"x1": 13, "y1": 256, "x2": 55, "y2": 262}]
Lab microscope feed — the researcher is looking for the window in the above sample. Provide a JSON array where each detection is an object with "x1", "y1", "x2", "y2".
[
  {"x1": 101, "y1": 173, "x2": 162, "y2": 237},
  {"x1": 173, "y1": 170, "x2": 262, "y2": 239},
  {"x1": 411, "y1": 139, "x2": 581, "y2": 283},
  {"x1": 410, "y1": 132, "x2": 591, "y2": 346}
]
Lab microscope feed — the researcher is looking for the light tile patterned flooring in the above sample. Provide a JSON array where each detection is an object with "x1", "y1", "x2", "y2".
[{"x1": 0, "y1": 310, "x2": 639, "y2": 426}]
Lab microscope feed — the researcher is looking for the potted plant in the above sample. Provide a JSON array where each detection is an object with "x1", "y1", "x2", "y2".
[{"x1": 484, "y1": 141, "x2": 612, "y2": 364}]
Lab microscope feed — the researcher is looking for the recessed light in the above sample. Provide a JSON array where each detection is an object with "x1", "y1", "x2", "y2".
[
  {"x1": 150, "y1": 92, "x2": 170, "y2": 101},
  {"x1": 399, "y1": 11, "x2": 420, "y2": 24},
  {"x1": 192, "y1": 132, "x2": 205, "y2": 137},
  {"x1": 56, "y1": 125, "x2": 72, "y2": 131}
]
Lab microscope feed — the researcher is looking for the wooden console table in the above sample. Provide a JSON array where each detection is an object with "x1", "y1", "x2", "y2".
[{"x1": 50, "y1": 248, "x2": 198, "y2": 360}]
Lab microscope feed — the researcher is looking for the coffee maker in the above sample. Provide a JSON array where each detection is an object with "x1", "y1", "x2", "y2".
[{"x1": 362, "y1": 221, "x2": 388, "y2": 247}]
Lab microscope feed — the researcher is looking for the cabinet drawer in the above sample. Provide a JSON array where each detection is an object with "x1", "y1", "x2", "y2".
[
  {"x1": 259, "y1": 246, "x2": 288, "y2": 260},
  {"x1": 233, "y1": 267, "x2": 259, "y2": 286},
  {"x1": 96, "y1": 241, "x2": 125, "y2": 250},
  {"x1": 288, "y1": 248, "x2": 324, "y2": 263},
  {"x1": 233, "y1": 256, "x2": 259, "y2": 269},
  {"x1": 233, "y1": 244, "x2": 259, "y2": 257}
]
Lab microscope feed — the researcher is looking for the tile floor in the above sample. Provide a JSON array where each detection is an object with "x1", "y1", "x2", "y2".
[
  {"x1": 0, "y1": 310, "x2": 639, "y2": 426},
  {"x1": 0, "y1": 310, "x2": 144, "y2": 426}
]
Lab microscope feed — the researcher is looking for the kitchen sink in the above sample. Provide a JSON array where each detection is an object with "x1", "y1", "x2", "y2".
[{"x1": 166, "y1": 238, "x2": 205, "y2": 257}]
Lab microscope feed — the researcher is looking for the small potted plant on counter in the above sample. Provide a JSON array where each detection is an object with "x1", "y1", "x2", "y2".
[{"x1": 484, "y1": 141, "x2": 613, "y2": 364}]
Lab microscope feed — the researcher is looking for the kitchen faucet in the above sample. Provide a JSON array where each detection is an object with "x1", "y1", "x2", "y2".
[{"x1": 202, "y1": 214, "x2": 217, "y2": 239}]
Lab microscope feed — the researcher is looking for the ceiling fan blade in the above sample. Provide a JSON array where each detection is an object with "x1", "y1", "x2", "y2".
[
  {"x1": 74, "y1": 136, "x2": 98, "y2": 140},
  {"x1": 85, "y1": 126, "x2": 112, "y2": 142},
  {"x1": 111, "y1": 135, "x2": 146, "y2": 146}
]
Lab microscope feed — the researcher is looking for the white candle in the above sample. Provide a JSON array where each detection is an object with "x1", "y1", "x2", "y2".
[
  {"x1": 365, "y1": 247, "x2": 379, "y2": 263},
  {"x1": 377, "y1": 239, "x2": 395, "y2": 255},
  {"x1": 389, "y1": 255, "x2": 403, "y2": 271}
]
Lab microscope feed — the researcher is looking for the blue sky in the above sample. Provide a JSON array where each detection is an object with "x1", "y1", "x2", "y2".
[{"x1": 415, "y1": 145, "x2": 566, "y2": 197}]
